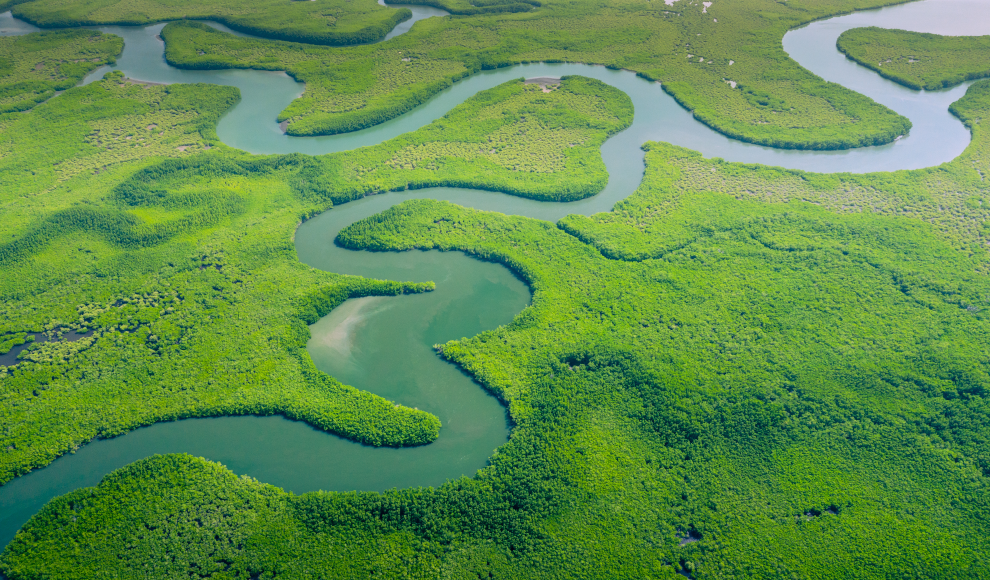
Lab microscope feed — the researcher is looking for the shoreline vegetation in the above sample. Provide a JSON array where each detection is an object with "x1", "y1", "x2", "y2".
[
  {"x1": 0, "y1": 29, "x2": 122, "y2": 114},
  {"x1": 838, "y1": 26, "x2": 990, "y2": 91},
  {"x1": 3, "y1": 0, "x2": 919, "y2": 149},
  {"x1": 561, "y1": 83, "x2": 990, "y2": 263},
  {"x1": 2, "y1": 3, "x2": 990, "y2": 578},
  {"x1": 151, "y1": 0, "x2": 914, "y2": 149},
  {"x1": 413, "y1": 0, "x2": 541, "y2": 16},
  {"x1": 0, "y1": 71, "x2": 624, "y2": 488},
  {"x1": 5, "y1": 74, "x2": 990, "y2": 579},
  {"x1": 310, "y1": 75, "x2": 634, "y2": 203},
  {"x1": 0, "y1": 0, "x2": 541, "y2": 45},
  {"x1": 0, "y1": 0, "x2": 416, "y2": 46}
]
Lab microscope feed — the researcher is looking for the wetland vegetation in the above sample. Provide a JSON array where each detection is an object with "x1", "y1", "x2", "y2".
[
  {"x1": 1, "y1": 0, "x2": 416, "y2": 45},
  {"x1": 1, "y1": 1, "x2": 990, "y2": 578},
  {"x1": 159, "y1": 0, "x2": 912, "y2": 147},
  {"x1": 306, "y1": 75, "x2": 634, "y2": 203},
  {"x1": 0, "y1": 70, "x2": 628, "y2": 489},
  {"x1": 7, "y1": 79, "x2": 990, "y2": 574},
  {"x1": 838, "y1": 26, "x2": 990, "y2": 90},
  {"x1": 0, "y1": 28, "x2": 120, "y2": 113}
]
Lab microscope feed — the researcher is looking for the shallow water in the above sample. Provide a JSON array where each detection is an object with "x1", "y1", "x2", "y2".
[
  {"x1": 379, "y1": 0, "x2": 450, "y2": 42},
  {"x1": 0, "y1": 11, "x2": 37, "y2": 36},
  {"x1": 0, "y1": 331, "x2": 92, "y2": 367},
  {"x1": 2, "y1": 0, "x2": 990, "y2": 550}
]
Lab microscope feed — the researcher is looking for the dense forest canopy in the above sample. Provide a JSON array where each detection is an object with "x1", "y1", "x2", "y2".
[{"x1": 1, "y1": 0, "x2": 990, "y2": 578}]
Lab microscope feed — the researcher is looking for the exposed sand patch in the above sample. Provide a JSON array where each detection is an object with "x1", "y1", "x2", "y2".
[
  {"x1": 702, "y1": 2, "x2": 711, "y2": 13},
  {"x1": 664, "y1": 0, "x2": 680, "y2": 5},
  {"x1": 525, "y1": 76, "x2": 560, "y2": 92},
  {"x1": 310, "y1": 296, "x2": 391, "y2": 360}
]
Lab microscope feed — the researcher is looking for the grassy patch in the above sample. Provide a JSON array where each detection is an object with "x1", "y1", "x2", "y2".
[
  {"x1": 161, "y1": 0, "x2": 912, "y2": 149},
  {"x1": 838, "y1": 26, "x2": 990, "y2": 90},
  {"x1": 561, "y1": 79, "x2": 990, "y2": 264},
  {"x1": 0, "y1": 29, "x2": 121, "y2": 114},
  {"x1": 312, "y1": 75, "x2": 633, "y2": 203}
]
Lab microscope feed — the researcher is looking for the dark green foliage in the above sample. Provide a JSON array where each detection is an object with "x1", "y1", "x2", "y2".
[
  {"x1": 157, "y1": 82, "x2": 242, "y2": 143},
  {"x1": 159, "y1": 0, "x2": 912, "y2": 148},
  {"x1": 0, "y1": 205, "x2": 235, "y2": 265},
  {"x1": 284, "y1": 76, "x2": 461, "y2": 137},
  {"x1": 4, "y1": 7, "x2": 990, "y2": 579},
  {"x1": 564, "y1": 79, "x2": 990, "y2": 266},
  {"x1": 6, "y1": 0, "x2": 414, "y2": 46},
  {"x1": 838, "y1": 26, "x2": 990, "y2": 90},
  {"x1": 666, "y1": 76, "x2": 912, "y2": 149},
  {"x1": 9, "y1": 147, "x2": 990, "y2": 574},
  {"x1": 111, "y1": 153, "x2": 315, "y2": 208},
  {"x1": 0, "y1": 334, "x2": 32, "y2": 356},
  {"x1": 415, "y1": 0, "x2": 537, "y2": 16},
  {"x1": 1, "y1": 155, "x2": 311, "y2": 263},
  {"x1": 0, "y1": 68, "x2": 624, "y2": 490},
  {"x1": 331, "y1": 169, "x2": 990, "y2": 576},
  {"x1": 951, "y1": 79, "x2": 990, "y2": 129},
  {"x1": 159, "y1": 21, "x2": 471, "y2": 136}
]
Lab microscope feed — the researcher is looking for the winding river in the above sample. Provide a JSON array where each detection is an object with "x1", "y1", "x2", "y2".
[{"x1": 1, "y1": 0, "x2": 989, "y2": 550}]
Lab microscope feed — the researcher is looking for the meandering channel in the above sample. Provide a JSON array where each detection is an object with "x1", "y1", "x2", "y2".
[{"x1": 2, "y1": 0, "x2": 990, "y2": 550}]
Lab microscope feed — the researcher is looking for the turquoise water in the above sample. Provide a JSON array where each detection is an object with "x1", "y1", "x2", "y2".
[{"x1": 2, "y1": 0, "x2": 990, "y2": 550}]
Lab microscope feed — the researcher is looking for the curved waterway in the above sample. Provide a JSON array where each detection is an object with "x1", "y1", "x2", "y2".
[{"x1": 3, "y1": 0, "x2": 990, "y2": 550}]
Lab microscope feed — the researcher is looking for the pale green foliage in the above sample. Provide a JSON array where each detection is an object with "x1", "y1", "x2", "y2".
[
  {"x1": 0, "y1": 29, "x2": 121, "y2": 113},
  {"x1": 17, "y1": 336, "x2": 95, "y2": 365},
  {"x1": 838, "y1": 27, "x2": 990, "y2": 90},
  {"x1": 324, "y1": 76, "x2": 633, "y2": 201}
]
